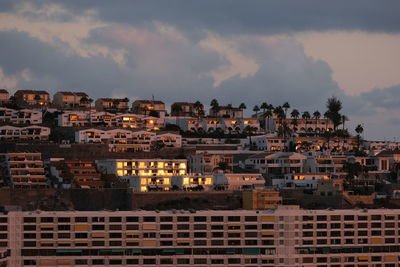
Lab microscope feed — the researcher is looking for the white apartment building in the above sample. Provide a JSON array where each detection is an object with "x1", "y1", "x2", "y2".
[
  {"x1": 0, "y1": 152, "x2": 47, "y2": 188},
  {"x1": 272, "y1": 173, "x2": 331, "y2": 189},
  {"x1": 0, "y1": 125, "x2": 50, "y2": 141},
  {"x1": 4, "y1": 206, "x2": 400, "y2": 266},
  {"x1": 265, "y1": 152, "x2": 307, "y2": 176},
  {"x1": 96, "y1": 159, "x2": 187, "y2": 192},
  {"x1": 213, "y1": 173, "x2": 265, "y2": 190},
  {"x1": 171, "y1": 174, "x2": 213, "y2": 190},
  {"x1": 0, "y1": 107, "x2": 42, "y2": 125}
]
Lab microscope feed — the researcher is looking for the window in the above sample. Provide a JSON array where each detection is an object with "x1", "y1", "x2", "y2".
[
  {"x1": 211, "y1": 216, "x2": 223, "y2": 222},
  {"x1": 40, "y1": 217, "x2": 53, "y2": 223},
  {"x1": 109, "y1": 217, "x2": 122, "y2": 222},
  {"x1": 194, "y1": 216, "x2": 207, "y2": 222},
  {"x1": 245, "y1": 216, "x2": 257, "y2": 222},
  {"x1": 177, "y1": 224, "x2": 189, "y2": 230},
  {"x1": 75, "y1": 217, "x2": 87, "y2": 222},
  {"x1": 177, "y1": 216, "x2": 189, "y2": 222},
  {"x1": 58, "y1": 217, "x2": 70, "y2": 223},
  {"x1": 143, "y1": 216, "x2": 156, "y2": 222},
  {"x1": 228, "y1": 216, "x2": 240, "y2": 222},
  {"x1": 160, "y1": 216, "x2": 173, "y2": 222},
  {"x1": 160, "y1": 224, "x2": 173, "y2": 230},
  {"x1": 126, "y1": 216, "x2": 139, "y2": 222},
  {"x1": 92, "y1": 225, "x2": 105, "y2": 230}
]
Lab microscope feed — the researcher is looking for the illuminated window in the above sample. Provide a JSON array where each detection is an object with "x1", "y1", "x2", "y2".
[
  {"x1": 183, "y1": 178, "x2": 189, "y2": 185},
  {"x1": 117, "y1": 170, "x2": 123, "y2": 176},
  {"x1": 141, "y1": 178, "x2": 147, "y2": 185},
  {"x1": 140, "y1": 186, "x2": 147, "y2": 192},
  {"x1": 163, "y1": 178, "x2": 170, "y2": 185},
  {"x1": 117, "y1": 162, "x2": 123, "y2": 169},
  {"x1": 179, "y1": 163, "x2": 186, "y2": 169},
  {"x1": 179, "y1": 170, "x2": 186, "y2": 175},
  {"x1": 157, "y1": 162, "x2": 164, "y2": 168},
  {"x1": 205, "y1": 178, "x2": 212, "y2": 185}
]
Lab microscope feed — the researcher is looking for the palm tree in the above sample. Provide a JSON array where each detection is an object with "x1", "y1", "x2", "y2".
[
  {"x1": 291, "y1": 109, "x2": 300, "y2": 134},
  {"x1": 210, "y1": 99, "x2": 220, "y2": 116},
  {"x1": 253, "y1": 105, "x2": 260, "y2": 116},
  {"x1": 282, "y1": 102, "x2": 290, "y2": 117},
  {"x1": 302, "y1": 111, "x2": 311, "y2": 119},
  {"x1": 193, "y1": 101, "x2": 204, "y2": 118},
  {"x1": 260, "y1": 102, "x2": 268, "y2": 113},
  {"x1": 239, "y1": 103, "x2": 247, "y2": 110},
  {"x1": 325, "y1": 96, "x2": 343, "y2": 131},
  {"x1": 313, "y1": 110, "x2": 321, "y2": 134},
  {"x1": 263, "y1": 109, "x2": 273, "y2": 131},
  {"x1": 355, "y1": 124, "x2": 364, "y2": 150},
  {"x1": 291, "y1": 109, "x2": 300, "y2": 119}
]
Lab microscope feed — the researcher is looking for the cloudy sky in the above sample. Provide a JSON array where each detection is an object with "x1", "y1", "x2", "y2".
[{"x1": 1, "y1": 0, "x2": 399, "y2": 140}]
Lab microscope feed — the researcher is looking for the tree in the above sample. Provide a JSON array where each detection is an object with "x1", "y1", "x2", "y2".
[
  {"x1": 171, "y1": 103, "x2": 183, "y2": 114},
  {"x1": 253, "y1": 105, "x2": 260, "y2": 116},
  {"x1": 239, "y1": 102, "x2": 247, "y2": 110},
  {"x1": 193, "y1": 101, "x2": 204, "y2": 118},
  {"x1": 291, "y1": 109, "x2": 300, "y2": 119},
  {"x1": 290, "y1": 109, "x2": 300, "y2": 134},
  {"x1": 210, "y1": 99, "x2": 220, "y2": 115},
  {"x1": 325, "y1": 96, "x2": 343, "y2": 131},
  {"x1": 355, "y1": 124, "x2": 364, "y2": 150},
  {"x1": 302, "y1": 111, "x2": 311, "y2": 119},
  {"x1": 282, "y1": 102, "x2": 290, "y2": 117},
  {"x1": 260, "y1": 102, "x2": 268, "y2": 113},
  {"x1": 313, "y1": 110, "x2": 321, "y2": 134}
]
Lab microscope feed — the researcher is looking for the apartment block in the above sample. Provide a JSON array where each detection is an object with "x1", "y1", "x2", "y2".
[
  {"x1": 53, "y1": 91, "x2": 90, "y2": 108},
  {"x1": 50, "y1": 160, "x2": 104, "y2": 189},
  {"x1": 0, "y1": 89, "x2": 9, "y2": 105},
  {"x1": 13, "y1": 90, "x2": 50, "y2": 107},
  {"x1": 0, "y1": 107, "x2": 42, "y2": 125},
  {"x1": 95, "y1": 98, "x2": 129, "y2": 113},
  {"x1": 96, "y1": 159, "x2": 187, "y2": 192},
  {"x1": 188, "y1": 153, "x2": 233, "y2": 174},
  {"x1": 0, "y1": 152, "x2": 47, "y2": 188},
  {"x1": 242, "y1": 190, "x2": 282, "y2": 210},
  {"x1": 2, "y1": 206, "x2": 400, "y2": 266},
  {"x1": 131, "y1": 100, "x2": 166, "y2": 118},
  {"x1": 0, "y1": 125, "x2": 50, "y2": 141}
]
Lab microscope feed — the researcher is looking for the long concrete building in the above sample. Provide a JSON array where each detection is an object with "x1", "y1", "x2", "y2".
[{"x1": 1, "y1": 206, "x2": 400, "y2": 266}]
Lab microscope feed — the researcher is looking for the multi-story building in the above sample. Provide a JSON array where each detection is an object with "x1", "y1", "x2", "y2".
[
  {"x1": 0, "y1": 125, "x2": 50, "y2": 141},
  {"x1": 242, "y1": 190, "x2": 282, "y2": 210},
  {"x1": 171, "y1": 102, "x2": 204, "y2": 117},
  {"x1": 0, "y1": 89, "x2": 9, "y2": 105},
  {"x1": 50, "y1": 160, "x2": 104, "y2": 189},
  {"x1": 272, "y1": 173, "x2": 330, "y2": 189},
  {"x1": 96, "y1": 159, "x2": 187, "y2": 192},
  {"x1": 264, "y1": 152, "x2": 307, "y2": 176},
  {"x1": 0, "y1": 108, "x2": 42, "y2": 125},
  {"x1": 270, "y1": 117, "x2": 334, "y2": 135},
  {"x1": 95, "y1": 98, "x2": 129, "y2": 113},
  {"x1": 13, "y1": 90, "x2": 50, "y2": 107},
  {"x1": 4, "y1": 206, "x2": 400, "y2": 266},
  {"x1": 171, "y1": 174, "x2": 214, "y2": 191},
  {"x1": 0, "y1": 152, "x2": 47, "y2": 188},
  {"x1": 53, "y1": 91, "x2": 90, "y2": 108},
  {"x1": 131, "y1": 100, "x2": 166, "y2": 118},
  {"x1": 213, "y1": 173, "x2": 265, "y2": 190},
  {"x1": 188, "y1": 153, "x2": 233, "y2": 174},
  {"x1": 209, "y1": 105, "x2": 244, "y2": 118}
]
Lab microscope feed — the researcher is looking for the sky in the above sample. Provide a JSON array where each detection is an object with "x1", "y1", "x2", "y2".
[{"x1": 0, "y1": 0, "x2": 399, "y2": 140}]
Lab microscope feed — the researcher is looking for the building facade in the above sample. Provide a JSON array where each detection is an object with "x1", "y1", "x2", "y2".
[{"x1": 2, "y1": 206, "x2": 400, "y2": 266}]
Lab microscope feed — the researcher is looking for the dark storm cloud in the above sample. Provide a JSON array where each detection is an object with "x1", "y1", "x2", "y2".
[
  {"x1": 360, "y1": 85, "x2": 400, "y2": 110},
  {"x1": 16, "y1": 0, "x2": 400, "y2": 34}
]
